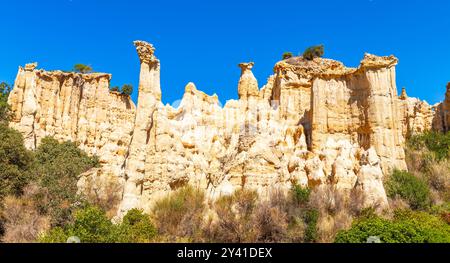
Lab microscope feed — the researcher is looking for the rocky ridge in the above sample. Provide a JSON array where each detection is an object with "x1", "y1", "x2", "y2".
[{"x1": 7, "y1": 41, "x2": 448, "y2": 216}]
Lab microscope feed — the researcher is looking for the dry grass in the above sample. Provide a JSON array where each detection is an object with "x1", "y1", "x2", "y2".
[
  {"x1": 152, "y1": 186, "x2": 205, "y2": 241},
  {"x1": 308, "y1": 185, "x2": 356, "y2": 242},
  {"x1": 0, "y1": 184, "x2": 50, "y2": 243}
]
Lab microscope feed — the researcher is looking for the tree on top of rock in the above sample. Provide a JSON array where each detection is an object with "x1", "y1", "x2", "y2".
[
  {"x1": 73, "y1": 64, "x2": 93, "y2": 74},
  {"x1": 302, "y1": 45, "x2": 324, "y2": 61},
  {"x1": 121, "y1": 84, "x2": 133, "y2": 96}
]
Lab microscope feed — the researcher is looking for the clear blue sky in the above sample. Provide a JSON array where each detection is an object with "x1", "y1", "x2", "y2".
[{"x1": 1, "y1": 0, "x2": 449, "y2": 105}]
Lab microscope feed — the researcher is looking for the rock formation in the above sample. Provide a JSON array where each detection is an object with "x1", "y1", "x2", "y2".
[
  {"x1": 7, "y1": 41, "x2": 448, "y2": 216},
  {"x1": 7, "y1": 62, "x2": 135, "y2": 183}
]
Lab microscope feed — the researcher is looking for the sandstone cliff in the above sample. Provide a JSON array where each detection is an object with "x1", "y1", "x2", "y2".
[
  {"x1": 8, "y1": 62, "x2": 136, "y2": 182},
  {"x1": 7, "y1": 41, "x2": 447, "y2": 216}
]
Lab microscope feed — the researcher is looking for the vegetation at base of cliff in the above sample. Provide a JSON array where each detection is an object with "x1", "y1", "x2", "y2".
[
  {"x1": 408, "y1": 132, "x2": 450, "y2": 161},
  {"x1": 302, "y1": 45, "x2": 325, "y2": 60},
  {"x1": 334, "y1": 132, "x2": 450, "y2": 243},
  {"x1": 73, "y1": 64, "x2": 93, "y2": 74},
  {"x1": 403, "y1": 131, "x2": 449, "y2": 208},
  {"x1": 386, "y1": 170, "x2": 430, "y2": 210},
  {"x1": 335, "y1": 209, "x2": 450, "y2": 243},
  {"x1": 39, "y1": 207, "x2": 157, "y2": 243},
  {"x1": 0, "y1": 124, "x2": 100, "y2": 242}
]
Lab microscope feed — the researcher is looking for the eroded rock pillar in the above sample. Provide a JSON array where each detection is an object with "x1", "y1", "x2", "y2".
[{"x1": 119, "y1": 41, "x2": 161, "y2": 215}]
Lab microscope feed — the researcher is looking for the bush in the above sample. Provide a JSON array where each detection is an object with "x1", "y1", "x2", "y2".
[
  {"x1": 121, "y1": 84, "x2": 133, "y2": 96},
  {"x1": 335, "y1": 209, "x2": 450, "y2": 243},
  {"x1": 115, "y1": 209, "x2": 157, "y2": 243},
  {"x1": 292, "y1": 185, "x2": 311, "y2": 205},
  {"x1": 40, "y1": 206, "x2": 157, "y2": 243},
  {"x1": 152, "y1": 186, "x2": 205, "y2": 239},
  {"x1": 408, "y1": 132, "x2": 450, "y2": 161},
  {"x1": 0, "y1": 124, "x2": 34, "y2": 200},
  {"x1": 73, "y1": 64, "x2": 93, "y2": 74},
  {"x1": 385, "y1": 170, "x2": 430, "y2": 210},
  {"x1": 39, "y1": 206, "x2": 115, "y2": 243},
  {"x1": 33, "y1": 137, "x2": 99, "y2": 227},
  {"x1": 110, "y1": 86, "x2": 120, "y2": 92},
  {"x1": 0, "y1": 82, "x2": 11, "y2": 123},
  {"x1": 302, "y1": 45, "x2": 324, "y2": 61},
  {"x1": 282, "y1": 52, "x2": 293, "y2": 60}
]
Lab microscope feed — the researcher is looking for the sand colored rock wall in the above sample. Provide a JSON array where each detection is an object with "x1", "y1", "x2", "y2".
[{"x1": 8, "y1": 41, "x2": 448, "y2": 216}]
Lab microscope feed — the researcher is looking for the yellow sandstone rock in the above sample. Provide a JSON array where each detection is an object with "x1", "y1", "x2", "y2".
[{"x1": 8, "y1": 41, "x2": 448, "y2": 217}]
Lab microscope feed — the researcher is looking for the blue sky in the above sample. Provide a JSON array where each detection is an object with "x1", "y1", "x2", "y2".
[{"x1": 1, "y1": 0, "x2": 449, "y2": 105}]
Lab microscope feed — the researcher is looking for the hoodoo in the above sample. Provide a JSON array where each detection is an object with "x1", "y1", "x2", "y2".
[{"x1": 7, "y1": 41, "x2": 448, "y2": 216}]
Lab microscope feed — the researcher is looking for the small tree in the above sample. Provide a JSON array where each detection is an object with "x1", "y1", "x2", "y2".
[
  {"x1": 121, "y1": 84, "x2": 133, "y2": 96},
  {"x1": 73, "y1": 64, "x2": 93, "y2": 74},
  {"x1": 0, "y1": 82, "x2": 11, "y2": 122},
  {"x1": 110, "y1": 86, "x2": 120, "y2": 92},
  {"x1": 302, "y1": 44, "x2": 324, "y2": 61},
  {"x1": 282, "y1": 52, "x2": 293, "y2": 60}
]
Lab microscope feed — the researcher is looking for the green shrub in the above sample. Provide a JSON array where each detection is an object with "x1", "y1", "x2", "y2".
[
  {"x1": 39, "y1": 206, "x2": 115, "y2": 243},
  {"x1": 335, "y1": 209, "x2": 450, "y2": 243},
  {"x1": 73, "y1": 64, "x2": 92, "y2": 74},
  {"x1": 292, "y1": 185, "x2": 311, "y2": 205},
  {"x1": 408, "y1": 132, "x2": 450, "y2": 161},
  {"x1": 0, "y1": 124, "x2": 34, "y2": 200},
  {"x1": 0, "y1": 82, "x2": 11, "y2": 123},
  {"x1": 282, "y1": 52, "x2": 293, "y2": 60},
  {"x1": 34, "y1": 137, "x2": 99, "y2": 227},
  {"x1": 40, "y1": 207, "x2": 157, "y2": 243},
  {"x1": 116, "y1": 209, "x2": 157, "y2": 242},
  {"x1": 303, "y1": 209, "x2": 319, "y2": 242},
  {"x1": 121, "y1": 84, "x2": 133, "y2": 96},
  {"x1": 385, "y1": 170, "x2": 430, "y2": 210},
  {"x1": 302, "y1": 45, "x2": 324, "y2": 61}
]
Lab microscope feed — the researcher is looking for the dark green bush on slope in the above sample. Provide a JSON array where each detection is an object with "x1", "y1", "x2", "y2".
[
  {"x1": 335, "y1": 210, "x2": 450, "y2": 243},
  {"x1": 385, "y1": 170, "x2": 430, "y2": 210},
  {"x1": 0, "y1": 124, "x2": 34, "y2": 200},
  {"x1": 39, "y1": 207, "x2": 157, "y2": 243},
  {"x1": 33, "y1": 137, "x2": 100, "y2": 227},
  {"x1": 408, "y1": 132, "x2": 450, "y2": 161}
]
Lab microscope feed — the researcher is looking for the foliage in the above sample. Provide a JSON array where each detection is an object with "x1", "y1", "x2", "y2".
[
  {"x1": 152, "y1": 186, "x2": 205, "y2": 239},
  {"x1": 0, "y1": 124, "x2": 34, "y2": 200},
  {"x1": 408, "y1": 132, "x2": 450, "y2": 161},
  {"x1": 115, "y1": 209, "x2": 157, "y2": 242},
  {"x1": 385, "y1": 170, "x2": 430, "y2": 210},
  {"x1": 39, "y1": 206, "x2": 115, "y2": 243},
  {"x1": 335, "y1": 209, "x2": 450, "y2": 243},
  {"x1": 303, "y1": 208, "x2": 319, "y2": 242},
  {"x1": 110, "y1": 86, "x2": 120, "y2": 92},
  {"x1": 73, "y1": 64, "x2": 93, "y2": 74},
  {"x1": 292, "y1": 185, "x2": 311, "y2": 205},
  {"x1": 282, "y1": 52, "x2": 293, "y2": 60},
  {"x1": 302, "y1": 44, "x2": 324, "y2": 61},
  {"x1": 121, "y1": 84, "x2": 133, "y2": 96},
  {"x1": 39, "y1": 206, "x2": 157, "y2": 243},
  {"x1": 33, "y1": 137, "x2": 99, "y2": 227},
  {"x1": 0, "y1": 82, "x2": 11, "y2": 123}
]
